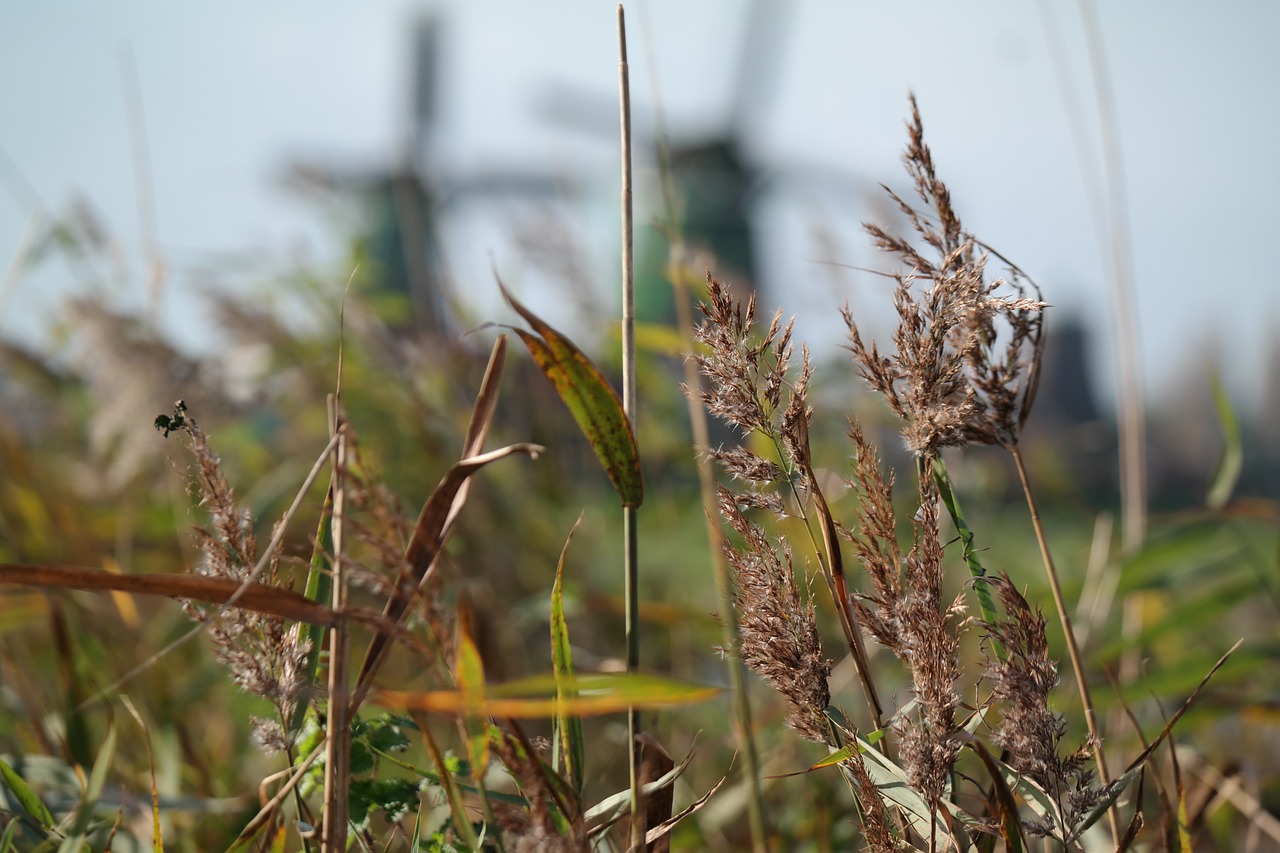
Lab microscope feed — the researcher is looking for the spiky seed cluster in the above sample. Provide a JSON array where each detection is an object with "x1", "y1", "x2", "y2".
[
  {"x1": 718, "y1": 487, "x2": 832, "y2": 743},
  {"x1": 842, "y1": 437, "x2": 964, "y2": 808},
  {"x1": 848, "y1": 94, "x2": 1045, "y2": 456},
  {"x1": 690, "y1": 273, "x2": 817, "y2": 503},
  {"x1": 692, "y1": 275, "x2": 796, "y2": 432},
  {"x1": 688, "y1": 276, "x2": 836, "y2": 742},
  {"x1": 180, "y1": 417, "x2": 311, "y2": 731},
  {"x1": 982, "y1": 576, "x2": 1104, "y2": 837}
]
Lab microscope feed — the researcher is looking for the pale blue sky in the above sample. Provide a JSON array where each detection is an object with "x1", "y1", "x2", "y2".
[{"x1": 1, "y1": 2, "x2": 1277, "y2": 409}]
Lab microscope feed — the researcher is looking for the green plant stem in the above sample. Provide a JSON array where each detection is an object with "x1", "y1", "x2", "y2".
[
  {"x1": 1009, "y1": 445, "x2": 1114, "y2": 798},
  {"x1": 617, "y1": 8, "x2": 643, "y2": 848},
  {"x1": 776, "y1": 435, "x2": 882, "y2": 730},
  {"x1": 931, "y1": 459, "x2": 1005, "y2": 662}
]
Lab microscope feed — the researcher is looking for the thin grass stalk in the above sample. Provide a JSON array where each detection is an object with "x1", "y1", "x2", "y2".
[
  {"x1": 617, "y1": 7, "x2": 643, "y2": 847},
  {"x1": 0, "y1": 208, "x2": 43, "y2": 331},
  {"x1": 232, "y1": 740, "x2": 327, "y2": 848},
  {"x1": 639, "y1": 7, "x2": 766, "y2": 844},
  {"x1": 322, "y1": 419, "x2": 351, "y2": 851},
  {"x1": 1009, "y1": 446, "x2": 1113, "y2": 795},
  {"x1": 1078, "y1": 0, "x2": 1146, "y2": 557},
  {"x1": 1078, "y1": 8, "x2": 1143, "y2": 843}
]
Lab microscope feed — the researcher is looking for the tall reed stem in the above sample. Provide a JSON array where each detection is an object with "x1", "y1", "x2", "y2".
[
  {"x1": 617, "y1": 7, "x2": 643, "y2": 848},
  {"x1": 1010, "y1": 445, "x2": 1112, "y2": 791},
  {"x1": 322, "y1": 419, "x2": 350, "y2": 851}
]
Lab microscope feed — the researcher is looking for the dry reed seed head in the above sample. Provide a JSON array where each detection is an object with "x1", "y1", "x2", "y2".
[
  {"x1": 895, "y1": 470, "x2": 964, "y2": 808},
  {"x1": 718, "y1": 486, "x2": 832, "y2": 743},
  {"x1": 981, "y1": 574, "x2": 1103, "y2": 836},
  {"x1": 839, "y1": 747, "x2": 898, "y2": 853},
  {"x1": 66, "y1": 295, "x2": 217, "y2": 491},
  {"x1": 842, "y1": 421, "x2": 907, "y2": 650},
  {"x1": 177, "y1": 419, "x2": 313, "y2": 724},
  {"x1": 852, "y1": 97, "x2": 1047, "y2": 455},
  {"x1": 185, "y1": 419, "x2": 259, "y2": 574},
  {"x1": 707, "y1": 446, "x2": 785, "y2": 487},
  {"x1": 690, "y1": 275, "x2": 799, "y2": 439},
  {"x1": 846, "y1": 457, "x2": 964, "y2": 807},
  {"x1": 250, "y1": 716, "x2": 291, "y2": 755},
  {"x1": 706, "y1": 446, "x2": 789, "y2": 518}
]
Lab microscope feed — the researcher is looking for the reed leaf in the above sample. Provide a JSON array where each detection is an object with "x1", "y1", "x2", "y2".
[
  {"x1": 0, "y1": 758, "x2": 55, "y2": 831},
  {"x1": 375, "y1": 672, "x2": 719, "y2": 718},
  {"x1": 550, "y1": 516, "x2": 586, "y2": 797},
  {"x1": 499, "y1": 277, "x2": 643, "y2": 507}
]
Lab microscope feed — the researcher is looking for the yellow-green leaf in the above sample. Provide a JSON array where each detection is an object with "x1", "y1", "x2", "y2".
[
  {"x1": 1206, "y1": 372, "x2": 1242, "y2": 511},
  {"x1": 375, "y1": 672, "x2": 719, "y2": 718},
  {"x1": 454, "y1": 620, "x2": 490, "y2": 775},
  {"x1": 499, "y1": 278, "x2": 643, "y2": 507},
  {"x1": 551, "y1": 515, "x2": 586, "y2": 796}
]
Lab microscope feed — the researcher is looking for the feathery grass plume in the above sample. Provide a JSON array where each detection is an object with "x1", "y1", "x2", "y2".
[
  {"x1": 691, "y1": 274, "x2": 797, "y2": 437},
  {"x1": 717, "y1": 486, "x2": 832, "y2": 744},
  {"x1": 337, "y1": 428, "x2": 456, "y2": 673},
  {"x1": 690, "y1": 276, "x2": 841, "y2": 737},
  {"x1": 843, "y1": 437, "x2": 964, "y2": 811},
  {"x1": 982, "y1": 575, "x2": 1103, "y2": 838},
  {"x1": 847, "y1": 94, "x2": 1045, "y2": 456},
  {"x1": 690, "y1": 275, "x2": 816, "y2": 521},
  {"x1": 177, "y1": 413, "x2": 311, "y2": 748}
]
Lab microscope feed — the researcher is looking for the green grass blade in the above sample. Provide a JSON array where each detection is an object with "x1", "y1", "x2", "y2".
[
  {"x1": 293, "y1": 485, "x2": 334, "y2": 735},
  {"x1": 835, "y1": 732, "x2": 976, "y2": 849},
  {"x1": 455, "y1": 619, "x2": 490, "y2": 779},
  {"x1": 0, "y1": 757, "x2": 55, "y2": 830},
  {"x1": 933, "y1": 461, "x2": 1004, "y2": 660},
  {"x1": 550, "y1": 516, "x2": 586, "y2": 797},
  {"x1": 1206, "y1": 373, "x2": 1242, "y2": 511},
  {"x1": 0, "y1": 817, "x2": 21, "y2": 851},
  {"x1": 57, "y1": 719, "x2": 117, "y2": 852},
  {"x1": 499, "y1": 277, "x2": 643, "y2": 507},
  {"x1": 418, "y1": 722, "x2": 482, "y2": 852}
]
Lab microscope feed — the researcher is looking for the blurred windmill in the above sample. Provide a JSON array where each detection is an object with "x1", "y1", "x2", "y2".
[
  {"x1": 539, "y1": 0, "x2": 883, "y2": 324},
  {"x1": 283, "y1": 13, "x2": 563, "y2": 339}
]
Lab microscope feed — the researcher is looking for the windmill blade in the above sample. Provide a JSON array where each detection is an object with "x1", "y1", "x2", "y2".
[
  {"x1": 409, "y1": 14, "x2": 443, "y2": 160},
  {"x1": 535, "y1": 81, "x2": 657, "y2": 145},
  {"x1": 726, "y1": 0, "x2": 794, "y2": 142}
]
